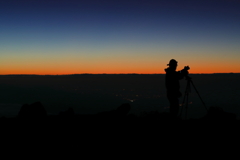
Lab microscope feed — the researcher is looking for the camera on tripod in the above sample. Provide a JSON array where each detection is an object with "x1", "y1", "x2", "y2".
[
  {"x1": 179, "y1": 67, "x2": 208, "y2": 119},
  {"x1": 184, "y1": 66, "x2": 190, "y2": 71},
  {"x1": 181, "y1": 66, "x2": 190, "y2": 79}
]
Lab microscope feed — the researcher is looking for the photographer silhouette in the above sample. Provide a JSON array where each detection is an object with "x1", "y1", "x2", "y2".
[{"x1": 164, "y1": 59, "x2": 190, "y2": 117}]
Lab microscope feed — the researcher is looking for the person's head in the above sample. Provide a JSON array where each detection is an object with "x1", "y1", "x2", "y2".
[{"x1": 167, "y1": 59, "x2": 178, "y2": 70}]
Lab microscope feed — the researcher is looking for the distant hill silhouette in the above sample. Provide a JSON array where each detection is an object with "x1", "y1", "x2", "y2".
[
  {"x1": 15, "y1": 101, "x2": 237, "y2": 122},
  {"x1": 18, "y1": 102, "x2": 47, "y2": 118}
]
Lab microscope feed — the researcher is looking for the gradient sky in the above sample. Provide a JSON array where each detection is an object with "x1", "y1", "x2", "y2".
[{"x1": 1, "y1": 0, "x2": 240, "y2": 74}]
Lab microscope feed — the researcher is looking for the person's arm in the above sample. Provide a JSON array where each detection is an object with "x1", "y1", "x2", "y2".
[{"x1": 178, "y1": 66, "x2": 190, "y2": 79}]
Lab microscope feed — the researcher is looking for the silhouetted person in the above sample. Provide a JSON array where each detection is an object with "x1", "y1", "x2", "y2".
[{"x1": 165, "y1": 59, "x2": 190, "y2": 117}]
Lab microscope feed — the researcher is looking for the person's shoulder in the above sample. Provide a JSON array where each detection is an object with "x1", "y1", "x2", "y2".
[
  {"x1": 165, "y1": 68, "x2": 173, "y2": 72},
  {"x1": 165, "y1": 69, "x2": 177, "y2": 76}
]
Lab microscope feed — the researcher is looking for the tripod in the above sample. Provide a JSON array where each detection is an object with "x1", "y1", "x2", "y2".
[{"x1": 179, "y1": 76, "x2": 208, "y2": 119}]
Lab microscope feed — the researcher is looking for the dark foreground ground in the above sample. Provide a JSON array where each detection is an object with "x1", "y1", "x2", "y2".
[
  {"x1": 1, "y1": 102, "x2": 239, "y2": 156},
  {"x1": 1, "y1": 102, "x2": 238, "y2": 132}
]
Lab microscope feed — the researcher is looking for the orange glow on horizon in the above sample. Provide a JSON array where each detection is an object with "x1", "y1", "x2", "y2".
[
  {"x1": 1, "y1": 57, "x2": 239, "y2": 75},
  {"x1": 1, "y1": 69, "x2": 239, "y2": 75},
  {"x1": 1, "y1": 47, "x2": 239, "y2": 75}
]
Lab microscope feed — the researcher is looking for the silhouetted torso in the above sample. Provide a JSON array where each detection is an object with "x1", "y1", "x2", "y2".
[{"x1": 165, "y1": 67, "x2": 186, "y2": 96}]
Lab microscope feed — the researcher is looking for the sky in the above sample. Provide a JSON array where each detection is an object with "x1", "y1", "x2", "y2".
[{"x1": 0, "y1": 0, "x2": 240, "y2": 74}]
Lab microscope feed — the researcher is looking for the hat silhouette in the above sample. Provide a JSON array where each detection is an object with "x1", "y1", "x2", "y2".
[{"x1": 167, "y1": 59, "x2": 178, "y2": 66}]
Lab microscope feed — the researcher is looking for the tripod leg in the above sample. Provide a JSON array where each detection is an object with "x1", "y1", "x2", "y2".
[
  {"x1": 179, "y1": 90, "x2": 186, "y2": 117},
  {"x1": 190, "y1": 80, "x2": 208, "y2": 111},
  {"x1": 185, "y1": 91, "x2": 189, "y2": 119},
  {"x1": 179, "y1": 80, "x2": 190, "y2": 118},
  {"x1": 179, "y1": 84, "x2": 188, "y2": 117}
]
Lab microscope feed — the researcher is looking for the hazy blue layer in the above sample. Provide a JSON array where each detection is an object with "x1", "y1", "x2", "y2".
[{"x1": 0, "y1": 74, "x2": 239, "y2": 119}]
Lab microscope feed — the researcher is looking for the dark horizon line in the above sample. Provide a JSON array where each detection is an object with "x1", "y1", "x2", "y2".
[{"x1": 0, "y1": 73, "x2": 239, "y2": 76}]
